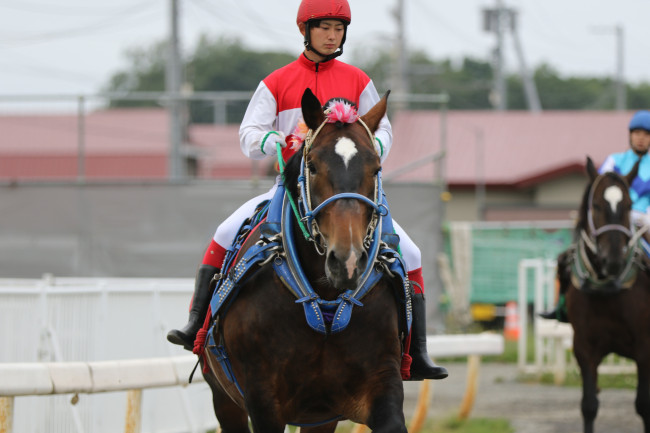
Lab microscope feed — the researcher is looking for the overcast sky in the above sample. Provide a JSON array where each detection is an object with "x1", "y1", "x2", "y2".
[{"x1": 1, "y1": 0, "x2": 649, "y2": 111}]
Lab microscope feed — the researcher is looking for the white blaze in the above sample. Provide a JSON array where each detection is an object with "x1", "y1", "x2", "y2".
[
  {"x1": 603, "y1": 185, "x2": 623, "y2": 213},
  {"x1": 335, "y1": 138, "x2": 358, "y2": 169}
]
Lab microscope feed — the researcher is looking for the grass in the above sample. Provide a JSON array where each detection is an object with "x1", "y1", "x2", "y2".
[
  {"x1": 328, "y1": 416, "x2": 513, "y2": 433},
  {"x1": 209, "y1": 416, "x2": 514, "y2": 433},
  {"x1": 521, "y1": 369, "x2": 639, "y2": 389}
]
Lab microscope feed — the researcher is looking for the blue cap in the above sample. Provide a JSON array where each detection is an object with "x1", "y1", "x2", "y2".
[{"x1": 629, "y1": 110, "x2": 650, "y2": 132}]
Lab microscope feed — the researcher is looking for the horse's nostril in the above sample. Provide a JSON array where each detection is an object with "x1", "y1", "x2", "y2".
[{"x1": 358, "y1": 250, "x2": 368, "y2": 269}]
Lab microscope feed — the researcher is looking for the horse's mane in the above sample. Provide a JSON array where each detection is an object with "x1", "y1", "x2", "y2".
[
  {"x1": 283, "y1": 144, "x2": 305, "y2": 201},
  {"x1": 574, "y1": 179, "x2": 592, "y2": 240}
]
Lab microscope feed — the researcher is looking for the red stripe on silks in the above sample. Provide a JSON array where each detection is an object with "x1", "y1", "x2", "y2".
[
  {"x1": 401, "y1": 331, "x2": 413, "y2": 380},
  {"x1": 202, "y1": 239, "x2": 227, "y2": 268},
  {"x1": 407, "y1": 268, "x2": 425, "y2": 294},
  {"x1": 402, "y1": 267, "x2": 424, "y2": 380}
]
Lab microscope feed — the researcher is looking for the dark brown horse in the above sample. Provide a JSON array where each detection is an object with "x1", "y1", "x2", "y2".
[
  {"x1": 199, "y1": 88, "x2": 409, "y2": 433},
  {"x1": 565, "y1": 156, "x2": 650, "y2": 433}
]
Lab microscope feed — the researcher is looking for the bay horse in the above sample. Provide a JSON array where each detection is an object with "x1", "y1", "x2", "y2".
[
  {"x1": 198, "y1": 88, "x2": 410, "y2": 433},
  {"x1": 565, "y1": 156, "x2": 650, "y2": 433}
]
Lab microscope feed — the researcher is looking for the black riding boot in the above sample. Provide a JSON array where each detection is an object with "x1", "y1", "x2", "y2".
[
  {"x1": 167, "y1": 264, "x2": 219, "y2": 351},
  {"x1": 407, "y1": 292, "x2": 449, "y2": 380},
  {"x1": 538, "y1": 250, "x2": 570, "y2": 323},
  {"x1": 539, "y1": 309, "x2": 558, "y2": 320}
]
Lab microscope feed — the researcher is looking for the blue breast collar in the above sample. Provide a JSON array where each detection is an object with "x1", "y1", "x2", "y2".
[{"x1": 208, "y1": 179, "x2": 412, "y2": 335}]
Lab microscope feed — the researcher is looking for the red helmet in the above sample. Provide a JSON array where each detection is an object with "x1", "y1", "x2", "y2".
[{"x1": 296, "y1": 0, "x2": 351, "y2": 26}]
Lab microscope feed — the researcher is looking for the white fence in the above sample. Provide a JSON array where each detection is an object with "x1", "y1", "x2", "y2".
[
  {"x1": 0, "y1": 276, "x2": 504, "y2": 432},
  {"x1": 0, "y1": 276, "x2": 217, "y2": 433},
  {"x1": 517, "y1": 259, "x2": 635, "y2": 383}
]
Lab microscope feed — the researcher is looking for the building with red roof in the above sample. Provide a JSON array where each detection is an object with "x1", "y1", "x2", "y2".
[{"x1": 0, "y1": 107, "x2": 635, "y2": 221}]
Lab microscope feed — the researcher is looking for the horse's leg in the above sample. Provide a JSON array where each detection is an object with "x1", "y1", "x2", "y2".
[
  {"x1": 204, "y1": 372, "x2": 250, "y2": 433},
  {"x1": 365, "y1": 393, "x2": 407, "y2": 433},
  {"x1": 635, "y1": 356, "x2": 650, "y2": 433},
  {"x1": 245, "y1": 397, "x2": 285, "y2": 433},
  {"x1": 574, "y1": 346, "x2": 601, "y2": 433}
]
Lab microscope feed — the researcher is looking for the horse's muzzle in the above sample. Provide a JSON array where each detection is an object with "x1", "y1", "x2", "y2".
[{"x1": 325, "y1": 247, "x2": 368, "y2": 290}]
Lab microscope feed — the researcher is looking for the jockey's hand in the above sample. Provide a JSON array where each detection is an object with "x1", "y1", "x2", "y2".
[
  {"x1": 260, "y1": 131, "x2": 287, "y2": 156},
  {"x1": 632, "y1": 210, "x2": 650, "y2": 229}
]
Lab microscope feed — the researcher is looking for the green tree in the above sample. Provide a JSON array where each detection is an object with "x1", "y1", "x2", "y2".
[
  {"x1": 102, "y1": 42, "x2": 167, "y2": 107},
  {"x1": 104, "y1": 36, "x2": 294, "y2": 123},
  {"x1": 187, "y1": 35, "x2": 295, "y2": 123},
  {"x1": 104, "y1": 37, "x2": 650, "y2": 117}
]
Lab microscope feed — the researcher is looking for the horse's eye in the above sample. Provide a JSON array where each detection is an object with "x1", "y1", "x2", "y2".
[{"x1": 307, "y1": 161, "x2": 317, "y2": 174}]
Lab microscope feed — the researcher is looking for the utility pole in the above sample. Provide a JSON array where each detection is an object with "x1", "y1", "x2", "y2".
[
  {"x1": 166, "y1": 0, "x2": 185, "y2": 180},
  {"x1": 591, "y1": 24, "x2": 626, "y2": 111},
  {"x1": 483, "y1": 1, "x2": 507, "y2": 110},
  {"x1": 391, "y1": 0, "x2": 408, "y2": 112},
  {"x1": 615, "y1": 25, "x2": 626, "y2": 111},
  {"x1": 482, "y1": 1, "x2": 541, "y2": 112},
  {"x1": 510, "y1": 13, "x2": 541, "y2": 113}
]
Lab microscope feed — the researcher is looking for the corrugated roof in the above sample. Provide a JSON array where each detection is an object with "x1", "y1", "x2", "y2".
[
  {"x1": 383, "y1": 110, "x2": 632, "y2": 187},
  {"x1": 0, "y1": 108, "x2": 635, "y2": 184},
  {"x1": 0, "y1": 108, "x2": 170, "y2": 179}
]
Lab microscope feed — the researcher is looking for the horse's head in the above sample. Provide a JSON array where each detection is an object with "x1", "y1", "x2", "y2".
[
  {"x1": 578, "y1": 156, "x2": 639, "y2": 278},
  {"x1": 291, "y1": 88, "x2": 388, "y2": 291}
]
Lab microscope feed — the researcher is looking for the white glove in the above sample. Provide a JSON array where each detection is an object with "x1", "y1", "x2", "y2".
[
  {"x1": 632, "y1": 210, "x2": 650, "y2": 229},
  {"x1": 260, "y1": 131, "x2": 286, "y2": 156}
]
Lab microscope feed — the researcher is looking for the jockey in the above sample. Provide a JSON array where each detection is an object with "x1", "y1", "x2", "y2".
[
  {"x1": 540, "y1": 110, "x2": 650, "y2": 322},
  {"x1": 167, "y1": 0, "x2": 448, "y2": 381},
  {"x1": 599, "y1": 110, "x2": 650, "y2": 229}
]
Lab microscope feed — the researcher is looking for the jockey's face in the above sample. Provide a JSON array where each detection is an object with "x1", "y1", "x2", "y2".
[
  {"x1": 630, "y1": 129, "x2": 650, "y2": 155},
  {"x1": 303, "y1": 19, "x2": 345, "y2": 61}
]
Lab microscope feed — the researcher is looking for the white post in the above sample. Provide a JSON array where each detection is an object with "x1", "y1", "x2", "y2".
[
  {"x1": 534, "y1": 259, "x2": 545, "y2": 372},
  {"x1": 0, "y1": 397, "x2": 14, "y2": 433},
  {"x1": 124, "y1": 389, "x2": 142, "y2": 433},
  {"x1": 517, "y1": 260, "x2": 528, "y2": 372}
]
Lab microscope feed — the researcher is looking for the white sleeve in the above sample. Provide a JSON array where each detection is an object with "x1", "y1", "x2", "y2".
[
  {"x1": 239, "y1": 81, "x2": 278, "y2": 160},
  {"x1": 598, "y1": 155, "x2": 616, "y2": 174},
  {"x1": 359, "y1": 80, "x2": 392, "y2": 163}
]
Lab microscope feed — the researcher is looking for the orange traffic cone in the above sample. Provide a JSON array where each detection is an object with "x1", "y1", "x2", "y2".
[{"x1": 504, "y1": 301, "x2": 520, "y2": 341}]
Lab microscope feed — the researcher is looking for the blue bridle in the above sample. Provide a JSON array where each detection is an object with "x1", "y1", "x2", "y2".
[{"x1": 294, "y1": 116, "x2": 388, "y2": 253}]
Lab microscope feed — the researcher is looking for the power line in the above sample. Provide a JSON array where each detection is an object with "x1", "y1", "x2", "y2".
[
  {"x1": 0, "y1": 0, "x2": 156, "y2": 17},
  {"x1": 411, "y1": 0, "x2": 485, "y2": 51},
  {"x1": 0, "y1": 1, "x2": 160, "y2": 47},
  {"x1": 187, "y1": 0, "x2": 295, "y2": 46}
]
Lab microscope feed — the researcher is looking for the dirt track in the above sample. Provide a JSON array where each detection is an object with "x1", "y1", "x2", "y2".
[{"x1": 402, "y1": 362, "x2": 641, "y2": 433}]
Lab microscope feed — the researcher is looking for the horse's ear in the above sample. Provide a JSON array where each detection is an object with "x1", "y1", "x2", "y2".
[
  {"x1": 359, "y1": 90, "x2": 390, "y2": 133},
  {"x1": 586, "y1": 156, "x2": 598, "y2": 181},
  {"x1": 625, "y1": 157, "x2": 641, "y2": 186},
  {"x1": 301, "y1": 88, "x2": 325, "y2": 130}
]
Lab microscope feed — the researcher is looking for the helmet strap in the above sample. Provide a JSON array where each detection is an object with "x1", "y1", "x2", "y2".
[{"x1": 303, "y1": 21, "x2": 347, "y2": 62}]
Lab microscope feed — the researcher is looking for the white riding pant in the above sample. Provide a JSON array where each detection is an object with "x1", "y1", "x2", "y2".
[{"x1": 213, "y1": 180, "x2": 422, "y2": 271}]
